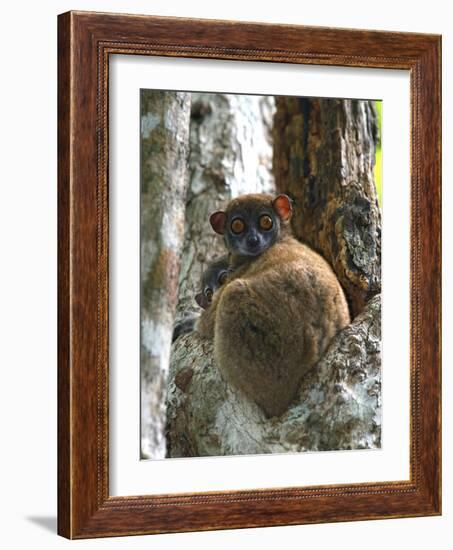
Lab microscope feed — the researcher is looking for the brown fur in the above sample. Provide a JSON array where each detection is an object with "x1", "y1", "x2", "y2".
[{"x1": 197, "y1": 194, "x2": 350, "y2": 417}]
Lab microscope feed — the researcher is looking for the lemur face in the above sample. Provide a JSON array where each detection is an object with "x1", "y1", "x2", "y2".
[
  {"x1": 209, "y1": 194, "x2": 292, "y2": 258},
  {"x1": 195, "y1": 255, "x2": 232, "y2": 309},
  {"x1": 223, "y1": 206, "x2": 280, "y2": 257}
]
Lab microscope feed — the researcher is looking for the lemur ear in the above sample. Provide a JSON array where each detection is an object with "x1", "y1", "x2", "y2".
[
  {"x1": 210, "y1": 211, "x2": 227, "y2": 234},
  {"x1": 272, "y1": 194, "x2": 292, "y2": 221},
  {"x1": 195, "y1": 292, "x2": 208, "y2": 309}
]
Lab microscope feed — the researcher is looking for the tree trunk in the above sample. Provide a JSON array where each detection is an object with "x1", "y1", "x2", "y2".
[
  {"x1": 273, "y1": 98, "x2": 380, "y2": 317},
  {"x1": 167, "y1": 295, "x2": 381, "y2": 457},
  {"x1": 140, "y1": 91, "x2": 191, "y2": 459},
  {"x1": 174, "y1": 93, "x2": 275, "y2": 326},
  {"x1": 166, "y1": 96, "x2": 382, "y2": 458}
]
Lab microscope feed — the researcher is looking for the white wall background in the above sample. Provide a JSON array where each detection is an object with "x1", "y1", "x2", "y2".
[{"x1": 0, "y1": 1, "x2": 449, "y2": 548}]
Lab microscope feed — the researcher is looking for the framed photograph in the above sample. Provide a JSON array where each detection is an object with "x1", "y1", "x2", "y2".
[{"x1": 58, "y1": 11, "x2": 441, "y2": 538}]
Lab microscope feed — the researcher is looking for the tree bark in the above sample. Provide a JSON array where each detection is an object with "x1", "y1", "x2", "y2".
[
  {"x1": 273, "y1": 98, "x2": 380, "y2": 317},
  {"x1": 140, "y1": 91, "x2": 191, "y2": 459},
  {"x1": 167, "y1": 295, "x2": 381, "y2": 457},
  {"x1": 174, "y1": 93, "x2": 275, "y2": 326}
]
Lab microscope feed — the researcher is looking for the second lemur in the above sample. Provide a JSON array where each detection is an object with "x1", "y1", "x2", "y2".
[
  {"x1": 172, "y1": 254, "x2": 232, "y2": 342},
  {"x1": 197, "y1": 193, "x2": 350, "y2": 417},
  {"x1": 195, "y1": 254, "x2": 232, "y2": 310}
]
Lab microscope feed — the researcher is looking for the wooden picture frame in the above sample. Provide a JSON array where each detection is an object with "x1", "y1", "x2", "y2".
[{"x1": 58, "y1": 10, "x2": 441, "y2": 539}]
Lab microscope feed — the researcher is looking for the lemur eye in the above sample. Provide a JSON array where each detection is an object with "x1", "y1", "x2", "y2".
[
  {"x1": 205, "y1": 288, "x2": 213, "y2": 302},
  {"x1": 231, "y1": 218, "x2": 245, "y2": 234},
  {"x1": 218, "y1": 271, "x2": 229, "y2": 286},
  {"x1": 259, "y1": 214, "x2": 273, "y2": 230}
]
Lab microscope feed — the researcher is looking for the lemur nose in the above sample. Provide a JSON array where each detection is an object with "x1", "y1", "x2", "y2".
[{"x1": 247, "y1": 234, "x2": 259, "y2": 247}]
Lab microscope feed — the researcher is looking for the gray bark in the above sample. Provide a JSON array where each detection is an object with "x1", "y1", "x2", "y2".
[
  {"x1": 273, "y1": 98, "x2": 380, "y2": 317},
  {"x1": 140, "y1": 91, "x2": 191, "y2": 459},
  {"x1": 174, "y1": 93, "x2": 276, "y2": 326},
  {"x1": 167, "y1": 295, "x2": 381, "y2": 457}
]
